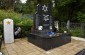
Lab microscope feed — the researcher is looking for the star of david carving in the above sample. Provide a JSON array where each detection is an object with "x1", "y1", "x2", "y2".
[
  {"x1": 43, "y1": 15, "x2": 49, "y2": 21},
  {"x1": 6, "y1": 21, "x2": 10, "y2": 25},
  {"x1": 42, "y1": 5, "x2": 48, "y2": 12}
]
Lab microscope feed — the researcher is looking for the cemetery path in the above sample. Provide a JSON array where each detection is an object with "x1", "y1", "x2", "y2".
[{"x1": 1, "y1": 38, "x2": 85, "y2": 55}]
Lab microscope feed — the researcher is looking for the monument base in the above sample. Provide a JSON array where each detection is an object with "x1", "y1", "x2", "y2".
[{"x1": 28, "y1": 33, "x2": 71, "y2": 51}]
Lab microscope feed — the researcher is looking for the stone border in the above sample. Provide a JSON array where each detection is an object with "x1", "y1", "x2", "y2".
[{"x1": 71, "y1": 36, "x2": 85, "y2": 42}]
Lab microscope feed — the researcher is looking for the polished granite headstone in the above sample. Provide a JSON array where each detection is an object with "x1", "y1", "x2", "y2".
[
  {"x1": 28, "y1": 4, "x2": 71, "y2": 51},
  {"x1": 34, "y1": 4, "x2": 53, "y2": 31}
]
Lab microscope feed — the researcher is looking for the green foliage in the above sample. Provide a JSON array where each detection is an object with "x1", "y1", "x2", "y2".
[
  {"x1": 0, "y1": 9, "x2": 33, "y2": 36},
  {"x1": 13, "y1": 18, "x2": 33, "y2": 36},
  {"x1": 13, "y1": 18, "x2": 33, "y2": 27},
  {"x1": 0, "y1": 0, "x2": 85, "y2": 37},
  {"x1": 70, "y1": 28, "x2": 84, "y2": 38},
  {"x1": 14, "y1": 0, "x2": 22, "y2": 12},
  {"x1": 57, "y1": 0, "x2": 72, "y2": 7},
  {"x1": 0, "y1": 0, "x2": 15, "y2": 9},
  {"x1": 60, "y1": 27, "x2": 84, "y2": 38},
  {"x1": 77, "y1": 12, "x2": 85, "y2": 22},
  {"x1": 22, "y1": 0, "x2": 35, "y2": 14},
  {"x1": 0, "y1": 10, "x2": 21, "y2": 21},
  {"x1": 53, "y1": 0, "x2": 85, "y2": 22},
  {"x1": 0, "y1": 0, "x2": 85, "y2": 22}
]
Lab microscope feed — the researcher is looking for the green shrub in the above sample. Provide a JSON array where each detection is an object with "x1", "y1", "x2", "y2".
[
  {"x1": 0, "y1": 18, "x2": 33, "y2": 36},
  {"x1": 70, "y1": 28, "x2": 84, "y2": 38},
  {"x1": 0, "y1": 10, "x2": 33, "y2": 36},
  {"x1": 13, "y1": 18, "x2": 33, "y2": 36},
  {"x1": 0, "y1": 10, "x2": 22, "y2": 23},
  {"x1": 60, "y1": 27, "x2": 84, "y2": 38}
]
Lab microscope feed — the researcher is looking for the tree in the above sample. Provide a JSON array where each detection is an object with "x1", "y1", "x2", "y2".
[
  {"x1": 0, "y1": 0, "x2": 15, "y2": 9},
  {"x1": 53, "y1": 0, "x2": 85, "y2": 22},
  {"x1": 22, "y1": 0, "x2": 35, "y2": 14},
  {"x1": 14, "y1": 0, "x2": 22, "y2": 12}
]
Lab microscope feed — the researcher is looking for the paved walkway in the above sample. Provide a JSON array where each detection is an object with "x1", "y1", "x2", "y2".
[{"x1": 1, "y1": 38, "x2": 85, "y2": 55}]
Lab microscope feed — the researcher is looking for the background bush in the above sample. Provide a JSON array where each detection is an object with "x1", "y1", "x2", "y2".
[
  {"x1": 0, "y1": 10, "x2": 33, "y2": 36},
  {"x1": 13, "y1": 18, "x2": 33, "y2": 36},
  {"x1": 70, "y1": 28, "x2": 84, "y2": 38}
]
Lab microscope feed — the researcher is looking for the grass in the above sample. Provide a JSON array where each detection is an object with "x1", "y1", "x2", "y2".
[
  {"x1": 60, "y1": 27, "x2": 84, "y2": 38},
  {"x1": 70, "y1": 28, "x2": 84, "y2": 38}
]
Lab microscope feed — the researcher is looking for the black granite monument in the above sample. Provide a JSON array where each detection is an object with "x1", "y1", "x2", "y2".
[{"x1": 28, "y1": 4, "x2": 71, "y2": 51}]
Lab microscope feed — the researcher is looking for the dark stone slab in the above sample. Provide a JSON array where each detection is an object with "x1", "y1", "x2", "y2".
[
  {"x1": 76, "y1": 49, "x2": 85, "y2": 55},
  {"x1": 28, "y1": 33, "x2": 71, "y2": 51}
]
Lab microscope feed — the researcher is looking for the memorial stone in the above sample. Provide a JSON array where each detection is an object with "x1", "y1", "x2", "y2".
[
  {"x1": 28, "y1": 4, "x2": 71, "y2": 50},
  {"x1": 66, "y1": 20, "x2": 70, "y2": 30},
  {"x1": 3, "y1": 18, "x2": 14, "y2": 44},
  {"x1": 54, "y1": 21, "x2": 59, "y2": 31}
]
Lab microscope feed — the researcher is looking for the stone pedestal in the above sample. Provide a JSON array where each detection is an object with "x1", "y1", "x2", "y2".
[
  {"x1": 3, "y1": 18, "x2": 14, "y2": 44},
  {"x1": 28, "y1": 33, "x2": 71, "y2": 50}
]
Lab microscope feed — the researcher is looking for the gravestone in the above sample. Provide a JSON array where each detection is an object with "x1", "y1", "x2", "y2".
[
  {"x1": 66, "y1": 20, "x2": 70, "y2": 30},
  {"x1": 54, "y1": 21, "x2": 59, "y2": 31},
  {"x1": 34, "y1": 4, "x2": 53, "y2": 31},
  {"x1": 3, "y1": 18, "x2": 14, "y2": 44},
  {"x1": 28, "y1": 4, "x2": 71, "y2": 50}
]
